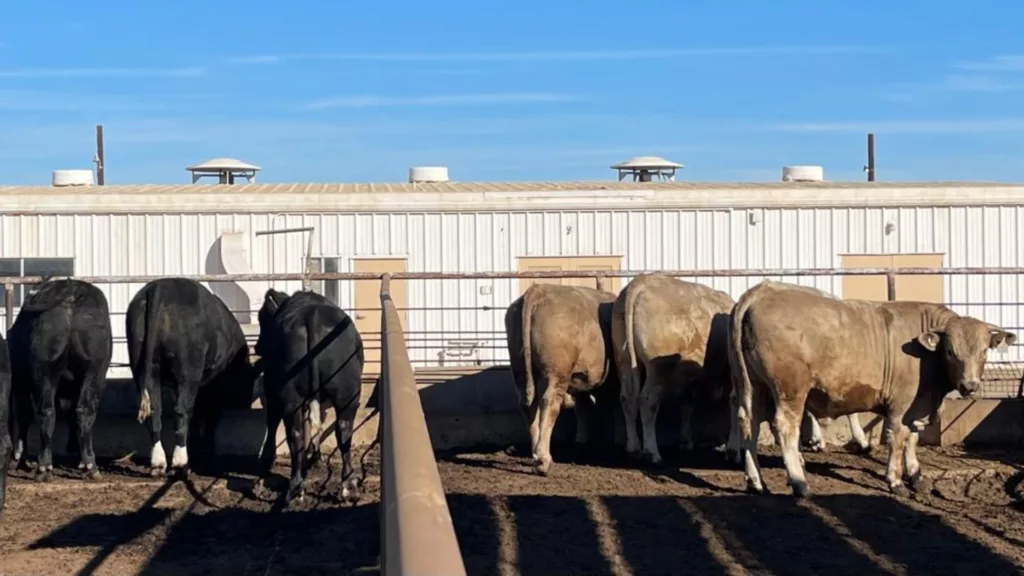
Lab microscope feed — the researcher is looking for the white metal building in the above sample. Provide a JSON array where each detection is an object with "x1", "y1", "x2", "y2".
[{"x1": 1, "y1": 175, "x2": 1023, "y2": 387}]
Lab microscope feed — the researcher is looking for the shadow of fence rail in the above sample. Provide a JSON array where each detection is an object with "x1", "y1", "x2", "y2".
[{"x1": 28, "y1": 490, "x2": 1021, "y2": 575}]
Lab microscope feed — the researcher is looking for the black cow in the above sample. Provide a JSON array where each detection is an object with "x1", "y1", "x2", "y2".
[
  {"x1": 8, "y1": 279, "x2": 112, "y2": 481},
  {"x1": 126, "y1": 277, "x2": 256, "y2": 476},
  {"x1": 255, "y1": 289, "x2": 364, "y2": 504},
  {"x1": 0, "y1": 329, "x2": 12, "y2": 514}
]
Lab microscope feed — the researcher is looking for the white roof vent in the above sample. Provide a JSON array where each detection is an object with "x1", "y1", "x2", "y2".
[
  {"x1": 610, "y1": 156, "x2": 683, "y2": 182},
  {"x1": 186, "y1": 157, "x2": 260, "y2": 184},
  {"x1": 52, "y1": 169, "x2": 95, "y2": 187},
  {"x1": 408, "y1": 166, "x2": 450, "y2": 183},
  {"x1": 781, "y1": 165, "x2": 825, "y2": 182}
]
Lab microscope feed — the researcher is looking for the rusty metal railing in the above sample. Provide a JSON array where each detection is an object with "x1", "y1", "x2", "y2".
[{"x1": 377, "y1": 273, "x2": 466, "y2": 576}]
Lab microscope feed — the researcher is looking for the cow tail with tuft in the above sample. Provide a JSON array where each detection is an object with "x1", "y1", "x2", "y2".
[
  {"x1": 136, "y1": 286, "x2": 160, "y2": 424},
  {"x1": 728, "y1": 287, "x2": 759, "y2": 443},
  {"x1": 521, "y1": 290, "x2": 537, "y2": 408},
  {"x1": 304, "y1": 314, "x2": 322, "y2": 454},
  {"x1": 623, "y1": 280, "x2": 644, "y2": 401}
]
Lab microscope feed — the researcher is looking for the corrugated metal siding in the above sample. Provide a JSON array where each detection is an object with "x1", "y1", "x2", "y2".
[{"x1": 1, "y1": 207, "x2": 1022, "y2": 376}]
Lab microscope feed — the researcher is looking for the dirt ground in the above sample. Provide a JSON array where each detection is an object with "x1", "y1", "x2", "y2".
[{"x1": 2, "y1": 444, "x2": 1023, "y2": 576}]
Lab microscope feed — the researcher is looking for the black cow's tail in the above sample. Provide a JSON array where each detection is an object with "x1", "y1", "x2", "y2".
[
  {"x1": 136, "y1": 286, "x2": 160, "y2": 424},
  {"x1": 304, "y1": 313, "x2": 323, "y2": 453}
]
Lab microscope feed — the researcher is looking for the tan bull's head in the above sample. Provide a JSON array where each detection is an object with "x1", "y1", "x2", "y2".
[{"x1": 917, "y1": 318, "x2": 1017, "y2": 396}]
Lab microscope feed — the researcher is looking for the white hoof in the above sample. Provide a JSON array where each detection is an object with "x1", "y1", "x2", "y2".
[
  {"x1": 171, "y1": 445, "x2": 189, "y2": 469},
  {"x1": 150, "y1": 441, "x2": 167, "y2": 470}
]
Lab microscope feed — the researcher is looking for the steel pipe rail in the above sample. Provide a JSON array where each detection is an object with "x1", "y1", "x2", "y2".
[
  {"x1": 2, "y1": 266, "x2": 1024, "y2": 285},
  {"x1": 378, "y1": 273, "x2": 466, "y2": 576}
]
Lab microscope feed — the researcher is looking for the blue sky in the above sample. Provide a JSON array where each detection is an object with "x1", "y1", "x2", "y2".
[{"x1": 2, "y1": 0, "x2": 1024, "y2": 185}]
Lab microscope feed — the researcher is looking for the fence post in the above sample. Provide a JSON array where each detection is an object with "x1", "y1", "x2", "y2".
[
  {"x1": 596, "y1": 275, "x2": 606, "y2": 292},
  {"x1": 885, "y1": 271, "x2": 896, "y2": 301},
  {"x1": 4, "y1": 282, "x2": 13, "y2": 333}
]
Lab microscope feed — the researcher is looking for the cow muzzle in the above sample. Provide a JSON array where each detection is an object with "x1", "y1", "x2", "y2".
[{"x1": 958, "y1": 379, "x2": 982, "y2": 396}]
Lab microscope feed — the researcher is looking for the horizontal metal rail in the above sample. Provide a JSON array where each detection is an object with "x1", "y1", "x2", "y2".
[
  {"x1": 3, "y1": 266, "x2": 1024, "y2": 285},
  {"x1": 378, "y1": 273, "x2": 466, "y2": 576}
]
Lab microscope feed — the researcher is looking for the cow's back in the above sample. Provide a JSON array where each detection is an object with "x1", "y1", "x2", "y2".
[
  {"x1": 619, "y1": 274, "x2": 734, "y2": 371},
  {"x1": 9, "y1": 279, "x2": 111, "y2": 370},
  {"x1": 274, "y1": 292, "x2": 364, "y2": 373},
  {"x1": 523, "y1": 284, "x2": 609, "y2": 387},
  {"x1": 127, "y1": 278, "x2": 247, "y2": 373}
]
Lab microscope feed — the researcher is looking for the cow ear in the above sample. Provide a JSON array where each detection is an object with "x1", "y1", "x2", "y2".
[
  {"x1": 917, "y1": 331, "x2": 941, "y2": 352},
  {"x1": 990, "y1": 329, "x2": 1016, "y2": 352},
  {"x1": 263, "y1": 289, "x2": 283, "y2": 314}
]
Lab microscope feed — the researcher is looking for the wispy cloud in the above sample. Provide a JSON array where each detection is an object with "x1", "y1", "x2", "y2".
[
  {"x1": 952, "y1": 55, "x2": 1024, "y2": 72},
  {"x1": 302, "y1": 92, "x2": 582, "y2": 110},
  {"x1": 225, "y1": 45, "x2": 879, "y2": 65},
  {"x1": 0, "y1": 89, "x2": 220, "y2": 112},
  {"x1": 937, "y1": 74, "x2": 1024, "y2": 93},
  {"x1": 766, "y1": 118, "x2": 1024, "y2": 134},
  {"x1": 0, "y1": 66, "x2": 206, "y2": 78},
  {"x1": 0, "y1": 113, "x2": 660, "y2": 154}
]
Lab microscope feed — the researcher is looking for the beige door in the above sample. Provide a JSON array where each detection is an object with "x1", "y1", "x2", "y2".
[
  {"x1": 517, "y1": 256, "x2": 623, "y2": 295},
  {"x1": 517, "y1": 257, "x2": 570, "y2": 295},
  {"x1": 892, "y1": 253, "x2": 944, "y2": 303},
  {"x1": 352, "y1": 257, "x2": 408, "y2": 375},
  {"x1": 840, "y1": 253, "x2": 944, "y2": 303},
  {"x1": 569, "y1": 256, "x2": 622, "y2": 294}
]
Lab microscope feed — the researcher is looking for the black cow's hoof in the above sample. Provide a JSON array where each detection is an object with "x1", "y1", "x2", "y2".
[
  {"x1": 285, "y1": 491, "x2": 306, "y2": 509},
  {"x1": 341, "y1": 480, "x2": 361, "y2": 504},
  {"x1": 150, "y1": 467, "x2": 166, "y2": 478}
]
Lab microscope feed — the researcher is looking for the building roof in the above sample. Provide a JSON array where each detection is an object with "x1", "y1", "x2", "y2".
[
  {"x1": 1, "y1": 179, "x2": 1018, "y2": 195},
  {"x1": 1, "y1": 179, "x2": 1023, "y2": 214}
]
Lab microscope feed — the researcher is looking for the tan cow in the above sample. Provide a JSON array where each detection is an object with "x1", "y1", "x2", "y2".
[
  {"x1": 504, "y1": 283, "x2": 618, "y2": 475},
  {"x1": 612, "y1": 274, "x2": 734, "y2": 465},
  {"x1": 730, "y1": 279, "x2": 1016, "y2": 497}
]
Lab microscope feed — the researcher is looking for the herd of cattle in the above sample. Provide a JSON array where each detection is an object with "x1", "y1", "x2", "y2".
[
  {"x1": 0, "y1": 277, "x2": 366, "y2": 515},
  {"x1": 0, "y1": 272, "x2": 1017, "y2": 518},
  {"x1": 505, "y1": 274, "x2": 1017, "y2": 498}
]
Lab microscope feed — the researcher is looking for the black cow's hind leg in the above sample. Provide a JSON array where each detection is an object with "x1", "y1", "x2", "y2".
[
  {"x1": 284, "y1": 409, "x2": 308, "y2": 505},
  {"x1": 75, "y1": 373, "x2": 103, "y2": 479},
  {"x1": 145, "y1": 383, "x2": 167, "y2": 477},
  {"x1": 12, "y1": 386, "x2": 33, "y2": 470},
  {"x1": 334, "y1": 411, "x2": 359, "y2": 503},
  {"x1": 170, "y1": 383, "x2": 198, "y2": 475},
  {"x1": 34, "y1": 371, "x2": 57, "y2": 482}
]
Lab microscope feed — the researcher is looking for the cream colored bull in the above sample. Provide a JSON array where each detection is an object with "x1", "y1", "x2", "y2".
[
  {"x1": 611, "y1": 274, "x2": 734, "y2": 465},
  {"x1": 504, "y1": 283, "x2": 618, "y2": 475},
  {"x1": 730, "y1": 280, "x2": 1016, "y2": 497}
]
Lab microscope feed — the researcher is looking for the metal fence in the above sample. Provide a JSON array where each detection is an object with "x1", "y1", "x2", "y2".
[
  {"x1": 378, "y1": 273, "x2": 466, "y2": 575},
  {"x1": 5, "y1": 266, "x2": 1020, "y2": 397},
  {"x1": 1, "y1": 267, "x2": 1022, "y2": 571}
]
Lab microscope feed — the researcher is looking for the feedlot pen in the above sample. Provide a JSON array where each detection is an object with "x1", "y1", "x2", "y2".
[{"x1": 2, "y1": 445, "x2": 1023, "y2": 576}]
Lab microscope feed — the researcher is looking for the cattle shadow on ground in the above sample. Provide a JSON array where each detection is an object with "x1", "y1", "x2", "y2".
[
  {"x1": 445, "y1": 492, "x2": 1023, "y2": 575},
  {"x1": 25, "y1": 476, "x2": 381, "y2": 576}
]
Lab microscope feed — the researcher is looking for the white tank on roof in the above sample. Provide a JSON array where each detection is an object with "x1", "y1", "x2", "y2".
[
  {"x1": 781, "y1": 165, "x2": 825, "y2": 182},
  {"x1": 51, "y1": 169, "x2": 95, "y2": 187},
  {"x1": 408, "y1": 166, "x2": 450, "y2": 183}
]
